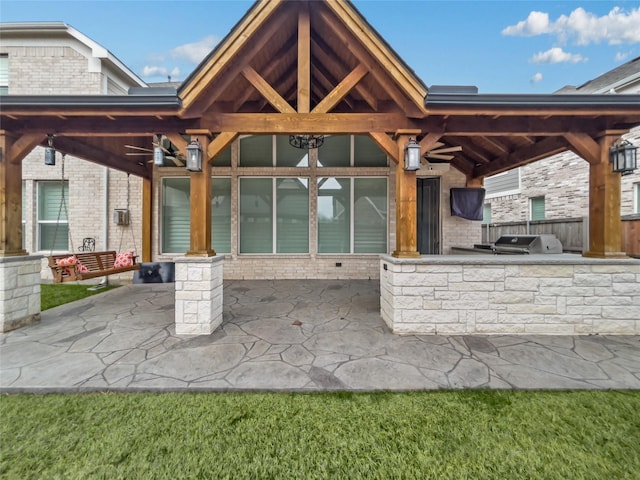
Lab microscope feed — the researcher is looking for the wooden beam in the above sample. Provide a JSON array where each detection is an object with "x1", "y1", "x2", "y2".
[
  {"x1": 564, "y1": 132, "x2": 601, "y2": 165},
  {"x1": 242, "y1": 66, "x2": 296, "y2": 114},
  {"x1": 393, "y1": 133, "x2": 420, "y2": 258},
  {"x1": 418, "y1": 132, "x2": 443, "y2": 157},
  {"x1": 0, "y1": 132, "x2": 28, "y2": 256},
  {"x1": 297, "y1": 4, "x2": 311, "y2": 113},
  {"x1": 473, "y1": 136, "x2": 569, "y2": 178},
  {"x1": 584, "y1": 133, "x2": 627, "y2": 258},
  {"x1": 315, "y1": 8, "x2": 423, "y2": 118},
  {"x1": 5, "y1": 133, "x2": 45, "y2": 164},
  {"x1": 312, "y1": 64, "x2": 368, "y2": 114},
  {"x1": 311, "y1": 37, "x2": 377, "y2": 111},
  {"x1": 200, "y1": 112, "x2": 411, "y2": 133},
  {"x1": 369, "y1": 132, "x2": 399, "y2": 163},
  {"x1": 141, "y1": 176, "x2": 152, "y2": 262},
  {"x1": 207, "y1": 132, "x2": 238, "y2": 164},
  {"x1": 186, "y1": 133, "x2": 214, "y2": 257},
  {"x1": 51, "y1": 137, "x2": 150, "y2": 179}
]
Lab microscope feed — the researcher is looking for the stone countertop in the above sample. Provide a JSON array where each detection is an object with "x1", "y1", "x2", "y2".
[{"x1": 380, "y1": 253, "x2": 640, "y2": 266}]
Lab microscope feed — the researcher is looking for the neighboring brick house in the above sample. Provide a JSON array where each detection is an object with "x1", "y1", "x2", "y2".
[
  {"x1": 484, "y1": 56, "x2": 640, "y2": 224},
  {"x1": 0, "y1": 23, "x2": 147, "y2": 278}
]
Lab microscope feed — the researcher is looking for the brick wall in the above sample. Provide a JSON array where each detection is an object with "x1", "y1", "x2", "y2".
[{"x1": 487, "y1": 126, "x2": 640, "y2": 222}]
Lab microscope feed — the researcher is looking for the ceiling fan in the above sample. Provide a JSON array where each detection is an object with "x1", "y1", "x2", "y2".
[
  {"x1": 423, "y1": 142, "x2": 462, "y2": 163},
  {"x1": 125, "y1": 134, "x2": 185, "y2": 166}
]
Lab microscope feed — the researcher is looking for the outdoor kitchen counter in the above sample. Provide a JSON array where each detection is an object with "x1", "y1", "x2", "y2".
[
  {"x1": 379, "y1": 254, "x2": 640, "y2": 335},
  {"x1": 381, "y1": 253, "x2": 640, "y2": 266}
]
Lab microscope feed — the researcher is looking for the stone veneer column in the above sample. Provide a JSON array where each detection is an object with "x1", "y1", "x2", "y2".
[
  {"x1": 174, "y1": 255, "x2": 224, "y2": 335},
  {"x1": 0, "y1": 255, "x2": 42, "y2": 333}
]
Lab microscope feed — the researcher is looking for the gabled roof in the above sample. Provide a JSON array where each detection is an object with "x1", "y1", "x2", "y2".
[
  {"x1": 178, "y1": 0, "x2": 427, "y2": 118},
  {"x1": 0, "y1": 21, "x2": 147, "y2": 88},
  {"x1": 556, "y1": 56, "x2": 640, "y2": 94}
]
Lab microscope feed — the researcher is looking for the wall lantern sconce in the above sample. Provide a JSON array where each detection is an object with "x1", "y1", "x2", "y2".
[
  {"x1": 186, "y1": 138, "x2": 203, "y2": 172},
  {"x1": 610, "y1": 139, "x2": 638, "y2": 176},
  {"x1": 44, "y1": 134, "x2": 56, "y2": 166},
  {"x1": 153, "y1": 145, "x2": 164, "y2": 166},
  {"x1": 404, "y1": 137, "x2": 421, "y2": 171}
]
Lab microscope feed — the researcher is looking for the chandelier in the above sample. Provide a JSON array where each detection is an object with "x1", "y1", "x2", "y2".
[{"x1": 289, "y1": 134, "x2": 324, "y2": 149}]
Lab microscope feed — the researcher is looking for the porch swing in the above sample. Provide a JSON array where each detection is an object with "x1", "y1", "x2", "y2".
[{"x1": 47, "y1": 156, "x2": 140, "y2": 283}]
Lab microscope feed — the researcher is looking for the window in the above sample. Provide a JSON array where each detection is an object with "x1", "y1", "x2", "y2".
[
  {"x1": 239, "y1": 135, "x2": 308, "y2": 167},
  {"x1": 530, "y1": 196, "x2": 545, "y2": 221},
  {"x1": 239, "y1": 177, "x2": 309, "y2": 254},
  {"x1": 0, "y1": 54, "x2": 8, "y2": 95},
  {"x1": 317, "y1": 177, "x2": 387, "y2": 253},
  {"x1": 635, "y1": 183, "x2": 640, "y2": 214},
  {"x1": 38, "y1": 181, "x2": 68, "y2": 251},
  {"x1": 161, "y1": 177, "x2": 232, "y2": 254},
  {"x1": 318, "y1": 135, "x2": 387, "y2": 167},
  {"x1": 482, "y1": 203, "x2": 491, "y2": 224}
]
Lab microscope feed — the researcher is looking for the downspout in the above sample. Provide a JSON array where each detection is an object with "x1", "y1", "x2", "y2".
[{"x1": 103, "y1": 167, "x2": 109, "y2": 250}]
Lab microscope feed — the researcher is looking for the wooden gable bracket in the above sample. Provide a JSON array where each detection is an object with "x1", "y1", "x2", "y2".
[
  {"x1": 564, "y1": 132, "x2": 600, "y2": 165},
  {"x1": 207, "y1": 132, "x2": 239, "y2": 163},
  {"x1": 241, "y1": 66, "x2": 296, "y2": 114},
  {"x1": 369, "y1": 132, "x2": 399, "y2": 163},
  {"x1": 312, "y1": 64, "x2": 369, "y2": 114},
  {"x1": 1, "y1": 132, "x2": 45, "y2": 164}
]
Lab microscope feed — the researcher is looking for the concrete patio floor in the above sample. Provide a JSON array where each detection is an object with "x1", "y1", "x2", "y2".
[{"x1": 1, "y1": 280, "x2": 639, "y2": 392}]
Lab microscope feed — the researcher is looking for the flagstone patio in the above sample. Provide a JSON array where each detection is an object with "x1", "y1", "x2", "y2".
[{"x1": 1, "y1": 280, "x2": 639, "y2": 391}]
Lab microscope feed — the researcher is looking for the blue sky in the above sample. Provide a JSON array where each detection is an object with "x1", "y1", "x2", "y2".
[{"x1": 2, "y1": 0, "x2": 639, "y2": 93}]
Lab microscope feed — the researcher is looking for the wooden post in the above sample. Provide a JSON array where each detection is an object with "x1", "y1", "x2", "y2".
[
  {"x1": 393, "y1": 130, "x2": 421, "y2": 258},
  {"x1": 186, "y1": 131, "x2": 215, "y2": 257},
  {"x1": 0, "y1": 131, "x2": 41, "y2": 256},
  {"x1": 584, "y1": 133, "x2": 627, "y2": 258},
  {"x1": 141, "y1": 176, "x2": 152, "y2": 262}
]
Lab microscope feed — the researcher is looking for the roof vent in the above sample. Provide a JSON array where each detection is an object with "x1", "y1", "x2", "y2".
[{"x1": 428, "y1": 85, "x2": 478, "y2": 95}]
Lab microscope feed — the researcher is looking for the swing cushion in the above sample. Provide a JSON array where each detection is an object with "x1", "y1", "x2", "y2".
[
  {"x1": 113, "y1": 250, "x2": 135, "y2": 268},
  {"x1": 55, "y1": 255, "x2": 89, "y2": 275}
]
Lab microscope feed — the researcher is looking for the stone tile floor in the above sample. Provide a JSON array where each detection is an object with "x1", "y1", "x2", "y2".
[{"x1": 1, "y1": 280, "x2": 639, "y2": 391}]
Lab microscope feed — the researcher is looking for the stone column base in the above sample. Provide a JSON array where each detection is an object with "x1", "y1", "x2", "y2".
[
  {"x1": 174, "y1": 255, "x2": 224, "y2": 335},
  {"x1": 0, "y1": 255, "x2": 42, "y2": 333}
]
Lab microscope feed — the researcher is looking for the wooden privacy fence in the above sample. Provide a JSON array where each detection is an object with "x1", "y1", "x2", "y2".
[{"x1": 481, "y1": 215, "x2": 640, "y2": 258}]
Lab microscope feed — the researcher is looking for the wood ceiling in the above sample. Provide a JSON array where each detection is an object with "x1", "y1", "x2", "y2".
[{"x1": 1, "y1": 0, "x2": 639, "y2": 181}]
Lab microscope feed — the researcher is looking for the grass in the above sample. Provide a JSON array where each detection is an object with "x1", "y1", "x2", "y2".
[
  {"x1": 40, "y1": 283, "x2": 118, "y2": 311},
  {"x1": 1, "y1": 391, "x2": 639, "y2": 479}
]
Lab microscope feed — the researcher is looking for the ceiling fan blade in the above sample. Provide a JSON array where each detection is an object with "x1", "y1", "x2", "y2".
[
  {"x1": 126, "y1": 152, "x2": 152, "y2": 156},
  {"x1": 125, "y1": 145, "x2": 153, "y2": 152},
  {"x1": 425, "y1": 153, "x2": 454, "y2": 161},
  {"x1": 429, "y1": 146, "x2": 462, "y2": 154}
]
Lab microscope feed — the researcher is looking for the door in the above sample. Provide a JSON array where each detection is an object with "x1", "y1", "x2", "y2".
[{"x1": 417, "y1": 177, "x2": 440, "y2": 254}]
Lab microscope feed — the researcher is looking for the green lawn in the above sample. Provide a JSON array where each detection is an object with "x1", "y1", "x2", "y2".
[
  {"x1": 1, "y1": 391, "x2": 639, "y2": 479},
  {"x1": 41, "y1": 283, "x2": 118, "y2": 311}
]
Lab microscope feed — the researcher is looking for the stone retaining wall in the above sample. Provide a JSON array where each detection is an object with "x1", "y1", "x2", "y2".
[
  {"x1": 380, "y1": 255, "x2": 640, "y2": 335},
  {"x1": 0, "y1": 256, "x2": 41, "y2": 333}
]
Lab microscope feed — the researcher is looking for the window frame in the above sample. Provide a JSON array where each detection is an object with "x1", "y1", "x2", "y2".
[
  {"x1": 37, "y1": 180, "x2": 69, "y2": 252},
  {"x1": 529, "y1": 195, "x2": 545, "y2": 221}
]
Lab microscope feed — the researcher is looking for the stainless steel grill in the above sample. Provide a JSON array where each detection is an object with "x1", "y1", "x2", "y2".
[{"x1": 452, "y1": 234, "x2": 563, "y2": 255}]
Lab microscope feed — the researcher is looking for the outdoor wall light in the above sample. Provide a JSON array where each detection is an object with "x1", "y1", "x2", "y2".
[
  {"x1": 186, "y1": 137, "x2": 203, "y2": 172},
  {"x1": 153, "y1": 145, "x2": 164, "y2": 166},
  {"x1": 610, "y1": 139, "x2": 638, "y2": 176},
  {"x1": 404, "y1": 137, "x2": 421, "y2": 171},
  {"x1": 44, "y1": 134, "x2": 56, "y2": 166}
]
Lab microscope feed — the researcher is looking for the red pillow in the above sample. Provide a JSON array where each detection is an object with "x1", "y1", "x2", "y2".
[
  {"x1": 76, "y1": 260, "x2": 89, "y2": 273},
  {"x1": 55, "y1": 256, "x2": 77, "y2": 276},
  {"x1": 113, "y1": 250, "x2": 134, "y2": 268}
]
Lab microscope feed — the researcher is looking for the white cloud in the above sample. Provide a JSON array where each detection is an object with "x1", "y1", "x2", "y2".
[
  {"x1": 503, "y1": 6, "x2": 640, "y2": 45},
  {"x1": 530, "y1": 72, "x2": 543, "y2": 84},
  {"x1": 530, "y1": 47, "x2": 586, "y2": 64},
  {"x1": 614, "y1": 51, "x2": 631, "y2": 62},
  {"x1": 141, "y1": 65, "x2": 169, "y2": 77},
  {"x1": 502, "y1": 11, "x2": 550, "y2": 36},
  {"x1": 171, "y1": 35, "x2": 219, "y2": 64}
]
